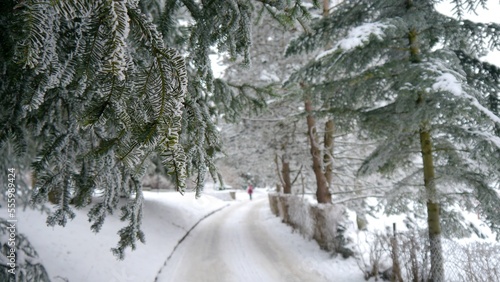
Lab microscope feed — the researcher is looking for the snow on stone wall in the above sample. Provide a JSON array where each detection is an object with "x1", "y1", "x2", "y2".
[
  {"x1": 288, "y1": 196, "x2": 315, "y2": 239},
  {"x1": 268, "y1": 193, "x2": 346, "y2": 253}
]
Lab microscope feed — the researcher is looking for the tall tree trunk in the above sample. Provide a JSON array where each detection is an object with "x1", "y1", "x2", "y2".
[
  {"x1": 407, "y1": 5, "x2": 444, "y2": 275},
  {"x1": 274, "y1": 154, "x2": 284, "y2": 192},
  {"x1": 419, "y1": 126, "x2": 444, "y2": 282},
  {"x1": 323, "y1": 120, "x2": 334, "y2": 190},
  {"x1": 282, "y1": 147, "x2": 292, "y2": 194},
  {"x1": 305, "y1": 99, "x2": 331, "y2": 203},
  {"x1": 323, "y1": 0, "x2": 329, "y2": 17},
  {"x1": 321, "y1": 0, "x2": 335, "y2": 192}
]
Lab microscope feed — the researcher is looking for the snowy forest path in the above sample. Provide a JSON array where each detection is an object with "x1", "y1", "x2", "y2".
[{"x1": 154, "y1": 194, "x2": 330, "y2": 282}]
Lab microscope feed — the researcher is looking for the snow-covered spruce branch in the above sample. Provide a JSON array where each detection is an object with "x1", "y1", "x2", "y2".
[
  {"x1": 334, "y1": 140, "x2": 379, "y2": 146},
  {"x1": 330, "y1": 186, "x2": 392, "y2": 195},
  {"x1": 332, "y1": 195, "x2": 386, "y2": 204},
  {"x1": 241, "y1": 117, "x2": 286, "y2": 122}
]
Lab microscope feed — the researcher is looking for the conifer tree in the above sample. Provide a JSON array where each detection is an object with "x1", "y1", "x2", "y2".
[
  {"x1": 287, "y1": 0, "x2": 500, "y2": 280},
  {"x1": 144, "y1": 0, "x2": 317, "y2": 191},
  {"x1": 212, "y1": 0, "x2": 321, "y2": 191},
  {"x1": 220, "y1": 0, "x2": 373, "y2": 201},
  {"x1": 0, "y1": 0, "x2": 314, "y2": 259},
  {"x1": 305, "y1": 0, "x2": 333, "y2": 203}
]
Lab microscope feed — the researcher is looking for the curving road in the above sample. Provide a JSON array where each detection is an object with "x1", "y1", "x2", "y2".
[{"x1": 155, "y1": 194, "x2": 331, "y2": 282}]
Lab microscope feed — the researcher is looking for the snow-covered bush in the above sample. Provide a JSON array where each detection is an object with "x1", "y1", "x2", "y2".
[
  {"x1": 353, "y1": 231, "x2": 392, "y2": 281},
  {"x1": 455, "y1": 242, "x2": 500, "y2": 282},
  {"x1": 361, "y1": 230, "x2": 500, "y2": 282}
]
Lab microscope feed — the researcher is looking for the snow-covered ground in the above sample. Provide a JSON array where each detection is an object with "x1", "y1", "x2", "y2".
[
  {"x1": 1, "y1": 191, "x2": 228, "y2": 282},
  {"x1": 157, "y1": 190, "x2": 364, "y2": 282},
  {"x1": 1, "y1": 188, "x2": 366, "y2": 282}
]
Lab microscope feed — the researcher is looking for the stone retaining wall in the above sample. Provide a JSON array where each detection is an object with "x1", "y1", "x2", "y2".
[{"x1": 268, "y1": 193, "x2": 346, "y2": 253}]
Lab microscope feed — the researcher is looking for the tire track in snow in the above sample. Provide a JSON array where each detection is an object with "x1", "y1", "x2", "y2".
[{"x1": 154, "y1": 203, "x2": 230, "y2": 282}]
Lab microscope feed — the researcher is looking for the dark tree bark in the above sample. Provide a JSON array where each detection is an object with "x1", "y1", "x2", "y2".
[
  {"x1": 282, "y1": 148, "x2": 292, "y2": 194},
  {"x1": 323, "y1": 120, "x2": 334, "y2": 190},
  {"x1": 305, "y1": 99, "x2": 331, "y2": 204},
  {"x1": 410, "y1": 21, "x2": 444, "y2": 279}
]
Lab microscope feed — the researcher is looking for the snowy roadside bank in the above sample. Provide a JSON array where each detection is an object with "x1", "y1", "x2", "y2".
[{"x1": 0, "y1": 191, "x2": 228, "y2": 282}]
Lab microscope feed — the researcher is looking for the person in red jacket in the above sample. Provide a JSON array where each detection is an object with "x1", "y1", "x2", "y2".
[{"x1": 247, "y1": 185, "x2": 253, "y2": 200}]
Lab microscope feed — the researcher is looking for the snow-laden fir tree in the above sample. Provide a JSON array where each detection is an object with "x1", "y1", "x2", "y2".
[
  {"x1": 219, "y1": 0, "x2": 370, "y2": 200},
  {"x1": 0, "y1": 0, "x2": 314, "y2": 260},
  {"x1": 216, "y1": 1, "x2": 320, "y2": 190},
  {"x1": 286, "y1": 0, "x2": 500, "y2": 280},
  {"x1": 1, "y1": 0, "x2": 187, "y2": 259},
  {"x1": 138, "y1": 0, "x2": 318, "y2": 191},
  {"x1": 148, "y1": 0, "x2": 321, "y2": 190}
]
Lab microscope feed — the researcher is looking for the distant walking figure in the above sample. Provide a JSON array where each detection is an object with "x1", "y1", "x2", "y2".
[{"x1": 247, "y1": 185, "x2": 253, "y2": 200}]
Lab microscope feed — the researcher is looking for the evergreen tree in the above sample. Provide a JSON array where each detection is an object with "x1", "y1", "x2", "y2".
[
  {"x1": 303, "y1": 0, "x2": 333, "y2": 204},
  {"x1": 212, "y1": 0, "x2": 321, "y2": 190},
  {"x1": 144, "y1": 0, "x2": 318, "y2": 191},
  {"x1": 219, "y1": 0, "x2": 380, "y2": 201},
  {"x1": 0, "y1": 0, "x2": 313, "y2": 259},
  {"x1": 287, "y1": 0, "x2": 500, "y2": 280}
]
